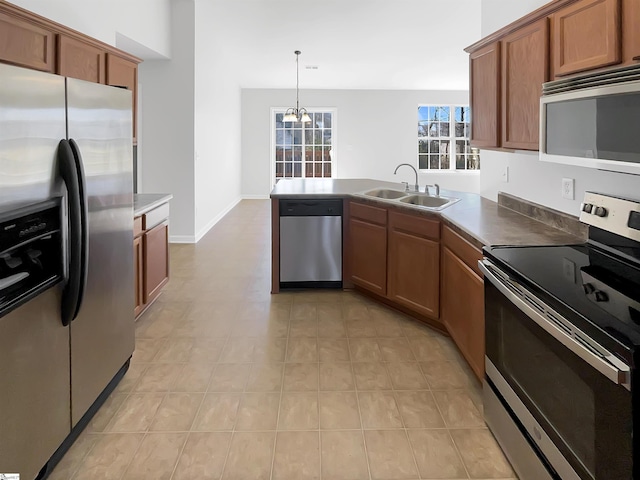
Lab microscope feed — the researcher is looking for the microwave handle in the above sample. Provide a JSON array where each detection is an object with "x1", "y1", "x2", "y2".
[{"x1": 479, "y1": 259, "x2": 630, "y2": 390}]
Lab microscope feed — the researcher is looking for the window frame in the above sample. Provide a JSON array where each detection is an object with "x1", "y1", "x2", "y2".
[
  {"x1": 270, "y1": 107, "x2": 338, "y2": 187},
  {"x1": 417, "y1": 104, "x2": 479, "y2": 173}
]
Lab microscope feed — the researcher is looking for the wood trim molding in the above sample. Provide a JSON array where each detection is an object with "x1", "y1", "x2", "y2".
[
  {"x1": 0, "y1": 0, "x2": 141, "y2": 64},
  {"x1": 465, "y1": 0, "x2": 582, "y2": 53}
]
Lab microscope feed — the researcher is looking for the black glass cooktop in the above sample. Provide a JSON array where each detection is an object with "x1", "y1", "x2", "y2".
[{"x1": 486, "y1": 243, "x2": 640, "y2": 356}]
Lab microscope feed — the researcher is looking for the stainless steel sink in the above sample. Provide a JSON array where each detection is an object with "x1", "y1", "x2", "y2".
[
  {"x1": 399, "y1": 194, "x2": 460, "y2": 210},
  {"x1": 363, "y1": 189, "x2": 408, "y2": 200},
  {"x1": 358, "y1": 188, "x2": 460, "y2": 211}
]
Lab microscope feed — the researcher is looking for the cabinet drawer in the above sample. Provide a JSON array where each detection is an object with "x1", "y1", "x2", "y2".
[
  {"x1": 442, "y1": 225, "x2": 483, "y2": 277},
  {"x1": 143, "y1": 202, "x2": 170, "y2": 230},
  {"x1": 134, "y1": 216, "x2": 143, "y2": 238},
  {"x1": 350, "y1": 201, "x2": 387, "y2": 225},
  {"x1": 389, "y1": 210, "x2": 440, "y2": 241}
]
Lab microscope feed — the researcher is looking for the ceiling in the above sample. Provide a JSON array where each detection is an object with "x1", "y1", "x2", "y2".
[{"x1": 208, "y1": 0, "x2": 482, "y2": 91}]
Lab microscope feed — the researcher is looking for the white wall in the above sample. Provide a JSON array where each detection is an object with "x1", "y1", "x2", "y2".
[
  {"x1": 241, "y1": 89, "x2": 480, "y2": 197},
  {"x1": 9, "y1": 0, "x2": 171, "y2": 58},
  {"x1": 479, "y1": 0, "x2": 640, "y2": 213},
  {"x1": 193, "y1": 0, "x2": 242, "y2": 240},
  {"x1": 139, "y1": 0, "x2": 195, "y2": 241}
]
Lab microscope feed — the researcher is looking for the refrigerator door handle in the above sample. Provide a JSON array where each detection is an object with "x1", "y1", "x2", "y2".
[
  {"x1": 57, "y1": 139, "x2": 88, "y2": 325},
  {"x1": 68, "y1": 139, "x2": 89, "y2": 321}
]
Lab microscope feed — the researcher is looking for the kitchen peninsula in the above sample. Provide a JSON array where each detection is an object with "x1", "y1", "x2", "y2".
[{"x1": 271, "y1": 178, "x2": 581, "y2": 379}]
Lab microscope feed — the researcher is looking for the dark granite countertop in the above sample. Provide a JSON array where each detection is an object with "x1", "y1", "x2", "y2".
[
  {"x1": 134, "y1": 193, "x2": 173, "y2": 216},
  {"x1": 270, "y1": 178, "x2": 582, "y2": 248}
]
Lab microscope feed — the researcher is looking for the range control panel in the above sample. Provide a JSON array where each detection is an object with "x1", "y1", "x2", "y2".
[{"x1": 580, "y1": 192, "x2": 640, "y2": 241}]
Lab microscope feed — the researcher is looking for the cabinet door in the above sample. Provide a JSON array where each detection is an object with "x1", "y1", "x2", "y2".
[
  {"x1": 349, "y1": 217, "x2": 387, "y2": 295},
  {"x1": 107, "y1": 54, "x2": 138, "y2": 142},
  {"x1": 144, "y1": 221, "x2": 169, "y2": 303},
  {"x1": 133, "y1": 235, "x2": 145, "y2": 317},
  {"x1": 501, "y1": 18, "x2": 549, "y2": 150},
  {"x1": 0, "y1": 11, "x2": 55, "y2": 72},
  {"x1": 441, "y1": 246, "x2": 484, "y2": 380},
  {"x1": 469, "y1": 42, "x2": 501, "y2": 148},
  {"x1": 622, "y1": 0, "x2": 640, "y2": 61},
  {"x1": 57, "y1": 35, "x2": 106, "y2": 83},
  {"x1": 552, "y1": 0, "x2": 621, "y2": 76},
  {"x1": 387, "y1": 213, "x2": 440, "y2": 319}
]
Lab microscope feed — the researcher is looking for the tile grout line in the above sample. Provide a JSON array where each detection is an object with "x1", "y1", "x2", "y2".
[
  {"x1": 350, "y1": 303, "x2": 374, "y2": 480},
  {"x1": 267, "y1": 301, "x2": 292, "y2": 480}
]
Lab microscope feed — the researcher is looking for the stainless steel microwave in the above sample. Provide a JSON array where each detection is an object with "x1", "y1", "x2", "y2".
[{"x1": 540, "y1": 66, "x2": 640, "y2": 176}]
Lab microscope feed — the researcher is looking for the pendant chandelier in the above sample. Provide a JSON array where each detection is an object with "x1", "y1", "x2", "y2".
[{"x1": 283, "y1": 50, "x2": 312, "y2": 123}]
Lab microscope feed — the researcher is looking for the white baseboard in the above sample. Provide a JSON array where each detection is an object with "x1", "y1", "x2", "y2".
[
  {"x1": 194, "y1": 196, "x2": 242, "y2": 243},
  {"x1": 168, "y1": 197, "x2": 243, "y2": 244},
  {"x1": 242, "y1": 194, "x2": 270, "y2": 200},
  {"x1": 169, "y1": 234, "x2": 196, "y2": 244}
]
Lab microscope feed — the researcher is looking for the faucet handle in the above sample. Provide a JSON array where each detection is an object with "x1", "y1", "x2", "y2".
[{"x1": 424, "y1": 184, "x2": 440, "y2": 196}]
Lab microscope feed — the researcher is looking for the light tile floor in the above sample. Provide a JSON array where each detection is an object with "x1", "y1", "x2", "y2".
[{"x1": 49, "y1": 200, "x2": 517, "y2": 480}]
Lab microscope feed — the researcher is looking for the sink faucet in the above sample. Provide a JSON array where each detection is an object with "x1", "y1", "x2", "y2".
[
  {"x1": 393, "y1": 163, "x2": 419, "y2": 192},
  {"x1": 425, "y1": 184, "x2": 440, "y2": 196}
]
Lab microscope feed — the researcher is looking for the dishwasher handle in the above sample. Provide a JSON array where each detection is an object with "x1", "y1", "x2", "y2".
[{"x1": 279, "y1": 199, "x2": 343, "y2": 216}]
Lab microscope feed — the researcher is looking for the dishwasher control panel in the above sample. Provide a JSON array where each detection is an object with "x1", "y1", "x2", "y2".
[{"x1": 280, "y1": 199, "x2": 343, "y2": 217}]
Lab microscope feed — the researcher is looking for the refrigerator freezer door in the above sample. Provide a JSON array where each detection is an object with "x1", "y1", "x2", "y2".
[
  {"x1": 66, "y1": 78, "x2": 135, "y2": 425},
  {"x1": 0, "y1": 288, "x2": 71, "y2": 480},
  {"x1": 0, "y1": 63, "x2": 66, "y2": 214},
  {"x1": 0, "y1": 64, "x2": 70, "y2": 479}
]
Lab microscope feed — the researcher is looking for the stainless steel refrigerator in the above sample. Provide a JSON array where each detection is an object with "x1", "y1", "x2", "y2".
[{"x1": 0, "y1": 63, "x2": 134, "y2": 479}]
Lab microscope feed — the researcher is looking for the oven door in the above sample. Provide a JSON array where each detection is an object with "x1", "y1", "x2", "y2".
[{"x1": 480, "y1": 259, "x2": 633, "y2": 480}]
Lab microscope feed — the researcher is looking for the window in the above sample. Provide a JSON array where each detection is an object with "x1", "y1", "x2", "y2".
[
  {"x1": 418, "y1": 106, "x2": 480, "y2": 171},
  {"x1": 273, "y1": 109, "x2": 335, "y2": 182}
]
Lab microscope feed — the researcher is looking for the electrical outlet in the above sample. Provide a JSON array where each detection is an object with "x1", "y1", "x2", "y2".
[
  {"x1": 502, "y1": 166, "x2": 509, "y2": 183},
  {"x1": 562, "y1": 178, "x2": 574, "y2": 200}
]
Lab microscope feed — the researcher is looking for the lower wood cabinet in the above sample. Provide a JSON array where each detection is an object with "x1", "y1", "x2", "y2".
[
  {"x1": 387, "y1": 210, "x2": 440, "y2": 319},
  {"x1": 144, "y1": 221, "x2": 169, "y2": 303},
  {"x1": 134, "y1": 205, "x2": 170, "y2": 319},
  {"x1": 347, "y1": 201, "x2": 486, "y2": 378},
  {"x1": 348, "y1": 202, "x2": 388, "y2": 296},
  {"x1": 441, "y1": 225, "x2": 485, "y2": 380},
  {"x1": 133, "y1": 233, "x2": 144, "y2": 317}
]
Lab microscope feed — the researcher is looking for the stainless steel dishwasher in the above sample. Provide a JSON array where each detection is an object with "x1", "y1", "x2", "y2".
[{"x1": 279, "y1": 199, "x2": 342, "y2": 288}]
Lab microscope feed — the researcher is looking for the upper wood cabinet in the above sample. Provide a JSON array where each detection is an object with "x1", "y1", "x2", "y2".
[
  {"x1": 348, "y1": 202, "x2": 388, "y2": 296},
  {"x1": 551, "y1": 0, "x2": 621, "y2": 76},
  {"x1": 501, "y1": 18, "x2": 549, "y2": 150},
  {"x1": 387, "y1": 211, "x2": 440, "y2": 320},
  {"x1": 57, "y1": 35, "x2": 106, "y2": 84},
  {"x1": 107, "y1": 54, "x2": 138, "y2": 142},
  {"x1": 0, "y1": 11, "x2": 54, "y2": 72},
  {"x1": 622, "y1": 0, "x2": 640, "y2": 61},
  {"x1": 470, "y1": 42, "x2": 501, "y2": 148}
]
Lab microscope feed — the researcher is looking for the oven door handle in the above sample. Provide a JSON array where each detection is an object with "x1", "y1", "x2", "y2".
[{"x1": 479, "y1": 259, "x2": 631, "y2": 390}]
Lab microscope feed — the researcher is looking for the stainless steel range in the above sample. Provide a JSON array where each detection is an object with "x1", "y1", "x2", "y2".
[{"x1": 480, "y1": 192, "x2": 640, "y2": 480}]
